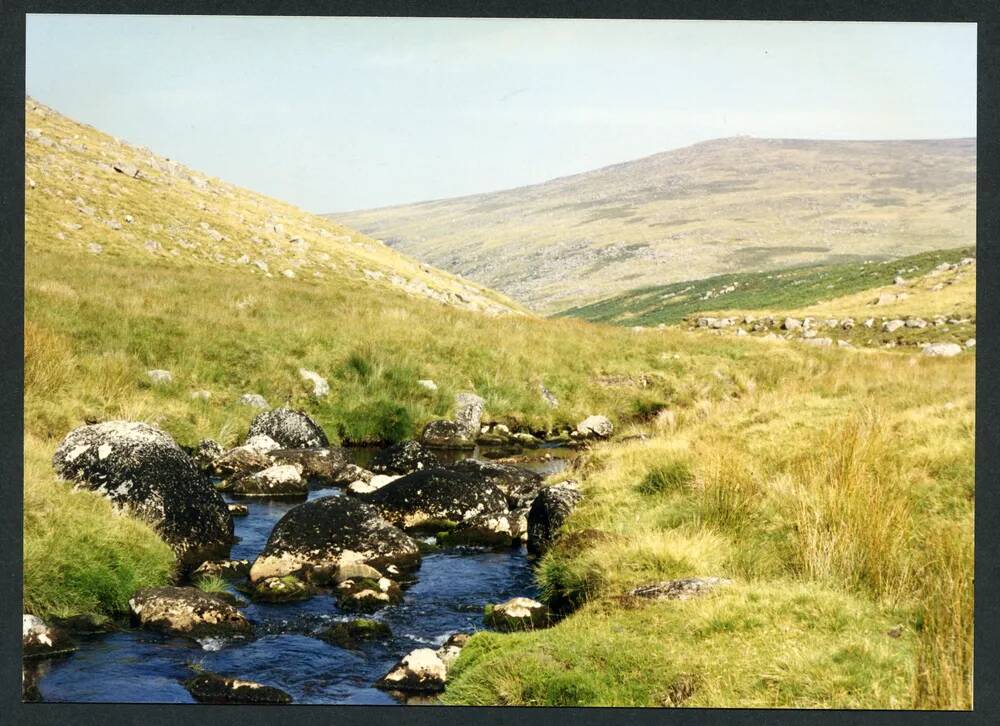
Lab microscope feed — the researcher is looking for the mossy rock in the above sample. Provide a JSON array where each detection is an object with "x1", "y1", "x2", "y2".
[
  {"x1": 251, "y1": 575, "x2": 313, "y2": 603},
  {"x1": 336, "y1": 577, "x2": 403, "y2": 613},
  {"x1": 318, "y1": 619, "x2": 392, "y2": 649}
]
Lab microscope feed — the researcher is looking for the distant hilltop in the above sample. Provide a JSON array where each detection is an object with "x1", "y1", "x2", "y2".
[{"x1": 331, "y1": 136, "x2": 975, "y2": 313}]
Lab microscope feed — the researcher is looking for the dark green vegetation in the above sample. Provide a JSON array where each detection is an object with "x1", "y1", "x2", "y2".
[{"x1": 559, "y1": 247, "x2": 974, "y2": 326}]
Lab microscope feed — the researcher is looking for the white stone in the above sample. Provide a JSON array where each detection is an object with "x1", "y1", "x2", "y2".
[
  {"x1": 147, "y1": 369, "x2": 172, "y2": 384},
  {"x1": 417, "y1": 379, "x2": 438, "y2": 391},
  {"x1": 299, "y1": 368, "x2": 330, "y2": 398},
  {"x1": 923, "y1": 343, "x2": 963, "y2": 358}
]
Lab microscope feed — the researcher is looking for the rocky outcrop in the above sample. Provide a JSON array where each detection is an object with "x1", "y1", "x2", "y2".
[
  {"x1": 363, "y1": 467, "x2": 508, "y2": 532},
  {"x1": 184, "y1": 672, "x2": 292, "y2": 704},
  {"x1": 317, "y1": 619, "x2": 391, "y2": 649},
  {"x1": 376, "y1": 648, "x2": 447, "y2": 693},
  {"x1": 484, "y1": 597, "x2": 550, "y2": 631},
  {"x1": 52, "y1": 421, "x2": 233, "y2": 564},
  {"x1": 527, "y1": 482, "x2": 583, "y2": 555},
  {"x1": 129, "y1": 586, "x2": 252, "y2": 638},
  {"x1": 369, "y1": 440, "x2": 439, "y2": 475},
  {"x1": 231, "y1": 464, "x2": 307, "y2": 497},
  {"x1": 249, "y1": 496, "x2": 421, "y2": 584},
  {"x1": 247, "y1": 408, "x2": 329, "y2": 449},
  {"x1": 628, "y1": 577, "x2": 732, "y2": 601},
  {"x1": 23, "y1": 615, "x2": 76, "y2": 659}
]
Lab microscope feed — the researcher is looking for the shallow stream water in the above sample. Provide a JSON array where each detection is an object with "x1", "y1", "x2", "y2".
[{"x1": 35, "y1": 446, "x2": 572, "y2": 704}]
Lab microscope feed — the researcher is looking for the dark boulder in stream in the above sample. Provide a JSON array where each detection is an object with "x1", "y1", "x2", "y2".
[
  {"x1": 249, "y1": 495, "x2": 421, "y2": 584},
  {"x1": 247, "y1": 407, "x2": 329, "y2": 449},
  {"x1": 369, "y1": 439, "x2": 439, "y2": 475},
  {"x1": 317, "y1": 619, "x2": 391, "y2": 649},
  {"x1": 363, "y1": 467, "x2": 509, "y2": 532},
  {"x1": 52, "y1": 421, "x2": 234, "y2": 564},
  {"x1": 446, "y1": 458, "x2": 544, "y2": 509},
  {"x1": 420, "y1": 419, "x2": 475, "y2": 449},
  {"x1": 527, "y1": 482, "x2": 583, "y2": 555},
  {"x1": 184, "y1": 671, "x2": 293, "y2": 704},
  {"x1": 267, "y1": 446, "x2": 352, "y2": 485}
]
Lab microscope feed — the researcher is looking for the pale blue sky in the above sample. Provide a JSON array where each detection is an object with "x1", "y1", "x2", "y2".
[{"x1": 26, "y1": 16, "x2": 976, "y2": 212}]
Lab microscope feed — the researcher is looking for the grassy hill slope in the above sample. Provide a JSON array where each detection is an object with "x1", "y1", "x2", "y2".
[
  {"x1": 332, "y1": 137, "x2": 975, "y2": 312},
  {"x1": 560, "y1": 247, "x2": 974, "y2": 327}
]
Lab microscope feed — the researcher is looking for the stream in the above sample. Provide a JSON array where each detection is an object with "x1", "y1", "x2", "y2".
[{"x1": 33, "y1": 445, "x2": 573, "y2": 704}]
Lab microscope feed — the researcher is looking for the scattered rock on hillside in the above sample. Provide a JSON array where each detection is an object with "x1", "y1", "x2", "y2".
[
  {"x1": 129, "y1": 587, "x2": 252, "y2": 638},
  {"x1": 190, "y1": 389, "x2": 212, "y2": 400},
  {"x1": 782, "y1": 317, "x2": 802, "y2": 331},
  {"x1": 249, "y1": 495, "x2": 421, "y2": 584},
  {"x1": 417, "y1": 379, "x2": 438, "y2": 391},
  {"x1": 376, "y1": 648, "x2": 447, "y2": 693},
  {"x1": 239, "y1": 393, "x2": 269, "y2": 409},
  {"x1": 184, "y1": 672, "x2": 292, "y2": 705},
  {"x1": 802, "y1": 337, "x2": 833, "y2": 347},
  {"x1": 484, "y1": 597, "x2": 550, "y2": 631},
  {"x1": 882, "y1": 319, "x2": 905, "y2": 333},
  {"x1": 231, "y1": 464, "x2": 307, "y2": 497},
  {"x1": 87, "y1": 242, "x2": 102, "y2": 255},
  {"x1": 906, "y1": 318, "x2": 928, "y2": 329},
  {"x1": 23, "y1": 615, "x2": 76, "y2": 659},
  {"x1": 298, "y1": 368, "x2": 329, "y2": 398},
  {"x1": 369, "y1": 440, "x2": 439, "y2": 475},
  {"x1": 147, "y1": 369, "x2": 172, "y2": 384},
  {"x1": 363, "y1": 467, "x2": 509, "y2": 531},
  {"x1": 923, "y1": 343, "x2": 963, "y2": 358},
  {"x1": 527, "y1": 482, "x2": 583, "y2": 555},
  {"x1": 540, "y1": 383, "x2": 559, "y2": 408},
  {"x1": 577, "y1": 415, "x2": 613, "y2": 439},
  {"x1": 52, "y1": 421, "x2": 233, "y2": 564},
  {"x1": 247, "y1": 407, "x2": 329, "y2": 449},
  {"x1": 628, "y1": 577, "x2": 732, "y2": 601},
  {"x1": 112, "y1": 161, "x2": 141, "y2": 178},
  {"x1": 965, "y1": 339, "x2": 976, "y2": 348}
]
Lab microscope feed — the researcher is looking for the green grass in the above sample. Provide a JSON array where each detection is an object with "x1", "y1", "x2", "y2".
[{"x1": 558, "y1": 247, "x2": 974, "y2": 326}]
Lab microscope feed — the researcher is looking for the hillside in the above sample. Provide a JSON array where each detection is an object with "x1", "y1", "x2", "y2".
[
  {"x1": 331, "y1": 137, "x2": 975, "y2": 312},
  {"x1": 23, "y1": 101, "x2": 973, "y2": 710},
  {"x1": 560, "y1": 247, "x2": 975, "y2": 327}
]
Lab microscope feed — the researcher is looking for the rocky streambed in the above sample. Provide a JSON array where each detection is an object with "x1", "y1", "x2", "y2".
[{"x1": 27, "y1": 402, "x2": 595, "y2": 705}]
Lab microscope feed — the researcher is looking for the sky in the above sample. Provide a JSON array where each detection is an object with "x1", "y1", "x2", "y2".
[{"x1": 26, "y1": 16, "x2": 977, "y2": 213}]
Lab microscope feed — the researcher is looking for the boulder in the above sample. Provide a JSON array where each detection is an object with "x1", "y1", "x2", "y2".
[
  {"x1": 231, "y1": 464, "x2": 307, "y2": 497},
  {"x1": 249, "y1": 496, "x2": 420, "y2": 584},
  {"x1": 421, "y1": 419, "x2": 475, "y2": 449},
  {"x1": 527, "y1": 482, "x2": 583, "y2": 555},
  {"x1": 147, "y1": 369, "x2": 172, "y2": 384},
  {"x1": 445, "y1": 459, "x2": 544, "y2": 509},
  {"x1": 192, "y1": 559, "x2": 250, "y2": 581},
  {"x1": 336, "y1": 576, "x2": 403, "y2": 612},
  {"x1": 906, "y1": 318, "x2": 928, "y2": 329},
  {"x1": 52, "y1": 421, "x2": 233, "y2": 564},
  {"x1": 348, "y1": 473, "x2": 400, "y2": 495},
  {"x1": 454, "y1": 392, "x2": 485, "y2": 438},
  {"x1": 883, "y1": 319, "x2": 906, "y2": 333},
  {"x1": 211, "y1": 445, "x2": 272, "y2": 480},
  {"x1": 445, "y1": 512, "x2": 515, "y2": 547},
  {"x1": 192, "y1": 439, "x2": 224, "y2": 470},
  {"x1": 317, "y1": 619, "x2": 392, "y2": 649},
  {"x1": 923, "y1": 343, "x2": 963, "y2": 358},
  {"x1": 298, "y1": 368, "x2": 329, "y2": 398},
  {"x1": 376, "y1": 648, "x2": 447, "y2": 694},
  {"x1": 369, "y1": 440, "x2": 440, "y2": 475},
  {"x1": 334, "y1": 562, "x2": 384, "y2": 583},
  {"x1": 417, "y1": 379, "x2": 438, "y2": 392},
  {"x1": 184, "y1": 672, "x2": 292, "y2": 704},
  {"x1": 251, "y1": 575, "x2": 314, "y2": 603},
  {"x1": 782, "y1": 317, "x2": 802, "y2": 331},
  {"x1": 239, "y1": 393, "x2": 269, "y2": 409},
  {"x1": 267, "y1": 447, "x2": 353, "y2": 486},
  {"x1": 363, "y1": 467, "x2": 509, "y2": 531},
  {"x1": 484, "y1": 597, "x2": 550, "y2": 631},
  {"x1": 629, "y1": 577, "x2": 732, "y2": 601},
  {"x1": 247, "y1": 408, "x2": 329, "y2": 449},
  {"x1": 436, "y1": 633, "x2": 470, "y2": 670},
  {"x1": 129, "y1": 586, "x2": 252, "y2": 638},
  {"x1": 23, "y1": 615, "x2": 76, "y2": 659},
  {"x1": 577, "y1": 415, "x2": 612, "y2": 439},
  {"x1": 244, "y1": 434, "x2": 281, "y2": 455}
]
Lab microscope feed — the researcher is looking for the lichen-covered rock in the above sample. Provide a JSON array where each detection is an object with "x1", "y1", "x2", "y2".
[
  {"x1": 527, "y1": 482, "x2": 583, "y2": 555},
  {"x1": 184, "y1": 672, "x2": 292, "y2": 704},
  {"x1": 52, "y1": 421, "x2": 233, "y2": 564},
  {"x1": 247, "y1": 407, "x2": 329, "y2": 449},
  {"x1": 376, "y1": 648, "x2": 447, "y2": 693},
  {"x1": 453, "y1": 392, "x2": 485, "y2": 437},
  {"x1": 923, "y1": 342, "x2": 963, "y2": 357},
  {"x1": 211, "y1": 445, "x2": 272, "y2": 480},
  {"x1": 364, "y1": 467, "x2": 508, "y2": 531},
  {"x1": 628, "y1": 577, "x2": 732, "y2": 601},
  {"x1": 193, "y1": 439, "x2": 224, "y2": 470},
  {"x1": 244, "y1": 434, "x2": 281, "y2": 455},
  {"x1": 192, "y1": 559, "x2": 250, "y2": 581},
  {"x1": 369, "y1": 440, "x2": 440, "y2": 475},
  {"x1": 298, "y1": 368, "x2": 330, "y2": 398},
  {"x1": 129, "y1": 586, "x2": 252, "y2": 638},
  {"x1": 347, "y1": 473, "x2": 399, "y2": 495},
  {"x1": 334, "y1": 561, "x2": 384, "y2": 583},
  {"x1": 231, "y1": 464, "x2": 307, "y2": 497},
  {"x1": 484, "y1": 597, "x2": 550, "y2": 631},
  {"x1": 445, "y1": 458, "x2": 544, "y2": 509},
  {"x1": 576, "y1": 415, "x2": 613, "y2": 439},
  {"x1": 251, "y1": 575, "x2": 314, "y2": 603},
  {"x1": 239, "y1": 393, "x2": 269, "y2": 409},
  {"x1": 336, "y1": 576, "x2": 403, "y2": 612},
  {"x1": 249, "y1": 496, "x2": 421, "y2": 584},
  {"x1": 23, "y1": 615, "x2": 76, "y2": 659},
  {"x1": 317, "y1": 619, "x2": 391, "y2": 649},
  {"x1": 267, "y1": 447, "x2": 352, "y2": 486},
  {"x1": 445, "y1": 512, "x2": 515, "y2": 547},
  {"x1": 420, "y1": 419, "x2": 475, "y2": 449}
]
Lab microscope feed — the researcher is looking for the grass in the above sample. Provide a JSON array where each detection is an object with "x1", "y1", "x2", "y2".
[
  {"x1": 193, "y1": 574, "x2": 229, "y2": 594},
  {"x1": 559, "y1": 247, "x2": 974, "y2": 326}
]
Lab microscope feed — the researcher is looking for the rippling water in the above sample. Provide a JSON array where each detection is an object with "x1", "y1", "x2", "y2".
[{"x1": 36, "y1": 448, "x2": 569, "y2": 704}]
